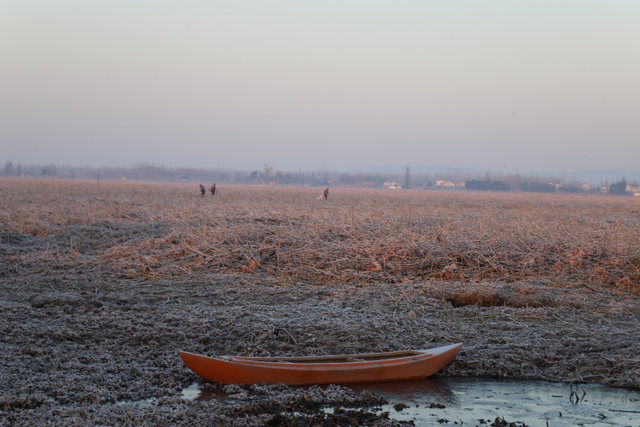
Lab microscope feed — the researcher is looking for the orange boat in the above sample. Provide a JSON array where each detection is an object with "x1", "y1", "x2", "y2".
[{"x1": 179, "y1": 343, "x2": 462, "y2": 385}]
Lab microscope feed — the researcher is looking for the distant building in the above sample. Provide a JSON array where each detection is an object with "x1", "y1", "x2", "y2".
[
  {"x1": 627, "y1": 185, "x2": 640, "y2": 196},
  {"x1": 384, "y1": 182, "x2": 402, "y2": 189},
  {"x1": 433, "y1": 180, "x2": 460, "y2": 188}
]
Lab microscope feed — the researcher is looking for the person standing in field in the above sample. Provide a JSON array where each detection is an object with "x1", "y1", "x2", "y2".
[
  {"x1": 323, "y1": 188, "x2": 330, "y2": 200},
  {"x1": 199, "y1": 184, "x2": 206, "y2": 196},
  {"x1": 210, "y1": 183, "x2": 216, "y2": 196}
]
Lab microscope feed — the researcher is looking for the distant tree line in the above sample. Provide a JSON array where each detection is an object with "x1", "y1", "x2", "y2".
[
  {"x1": 1, "y1": 160, "x2": 635, "y2": 196},
  {"x1": 41, "y1": 164, "x2": 57, "y2": 177},
  {"x1": 521, "y1": 182, "x2": 556, "y2": 192},
  {"x1": 3, "y1": 161, "x2": 23, "y2": 176},
  {"x1": 465, "y1": 180, "x2": 511, "y2": 191},
  {"x1": 558, "y1": 185, "x2": 581, "y2": 194},
  {"x1": 609, "y1": 179, "x2": 629, "y2": 195}
]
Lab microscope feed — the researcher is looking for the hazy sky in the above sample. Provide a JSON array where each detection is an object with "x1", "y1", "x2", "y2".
[{"x1": 2, "y1": 1, "x2": 639, "y2": 174}]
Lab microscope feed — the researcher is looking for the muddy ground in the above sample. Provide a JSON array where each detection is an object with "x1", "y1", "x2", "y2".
[{"x1": 2, "y1": 273, "x2": 640, "y2": 426}]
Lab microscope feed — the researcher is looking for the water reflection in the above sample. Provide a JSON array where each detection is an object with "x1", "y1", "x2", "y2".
[
  {"x1": 361, "y1": 378, "x2": 640, "y2": 426},
  {"x1": 347, "y1": 377, "x2": 459, "y2": 406},
  {"x1": 192, "y1": 386, "x2": 226, "y2": 402},
  {"x1": 185, "y1": 378, "x2": 640, "y2": 426}
]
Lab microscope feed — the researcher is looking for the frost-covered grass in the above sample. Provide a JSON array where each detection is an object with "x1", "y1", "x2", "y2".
[{"x1": 2, "y1": 178, "x2": 638, "y2": 294}]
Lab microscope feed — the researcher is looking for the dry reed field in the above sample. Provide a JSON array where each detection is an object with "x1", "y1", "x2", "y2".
[
  {"x1": 2, "y1": 179, "x2": 640, "y2": 426},
  {"x1": 3, "y1": 179, "x2": 640, "y2": 292}
]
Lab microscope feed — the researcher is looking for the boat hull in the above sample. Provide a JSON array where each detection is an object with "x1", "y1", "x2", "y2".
[{"x1": 179, "y1": 343, "x2": 462, "y2": 385}]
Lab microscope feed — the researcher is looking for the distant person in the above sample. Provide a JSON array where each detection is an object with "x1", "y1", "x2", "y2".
[
  {"x1": 323, "y1": 188, "x2": 330, "y2": 200},
  {"x1": 210, "y1": 183, "x2": 216, "y2": 196},
  {"x1": 199, "y1": 184, "x2": 206, "y2": 196}
]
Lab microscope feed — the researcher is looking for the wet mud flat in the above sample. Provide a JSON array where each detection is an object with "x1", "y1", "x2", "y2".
[
  {"x1": 2, "y1": 275, "x2": 640, "y2": 426},
  {"x1": 2, "y1": 181, "x2": 640, "y2": 425}
]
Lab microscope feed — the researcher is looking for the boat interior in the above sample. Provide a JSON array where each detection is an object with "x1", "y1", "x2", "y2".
[{"x1": 228, "y1": 350, "x2": 427, "y2": 364}]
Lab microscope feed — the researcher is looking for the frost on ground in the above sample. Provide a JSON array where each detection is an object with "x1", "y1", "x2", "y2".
[{"x1": 1, "y1": 180, "x2": 640, "y2": 425}]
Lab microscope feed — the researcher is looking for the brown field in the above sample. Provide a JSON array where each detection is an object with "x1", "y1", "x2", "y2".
[
  {"x1": 2, "y1": 179, "x2": 640, "y2": 426},
  {"x1": 4, "y1": 179, "x2": 640, "y2": 290}
]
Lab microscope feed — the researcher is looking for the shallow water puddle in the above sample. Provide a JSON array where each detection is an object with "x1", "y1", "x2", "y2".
[
  {"x1": 185, "y1": 378, "x2": 640, "y2": 426},
  {"x1": 180, "y1": 382, "x2": 201, "y2": 400},
  {"x1": 348, "y1": 378, "x2": 640, "y2": 426}
]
